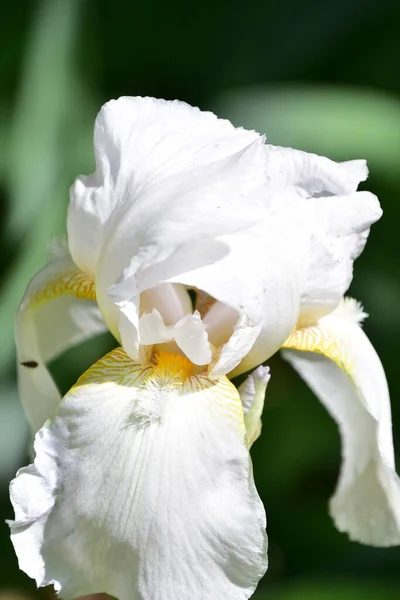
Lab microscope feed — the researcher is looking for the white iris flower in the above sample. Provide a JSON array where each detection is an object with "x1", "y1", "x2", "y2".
[{"x1": 9, "y1": 97, "x2": 400, "y2": 600}]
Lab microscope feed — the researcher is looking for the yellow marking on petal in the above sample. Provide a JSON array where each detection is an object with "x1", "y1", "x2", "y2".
[
  {"x1": 282, "y1": 323, "x2": 354, "y2": 374},
  {"x1": 74, "y1": 347, "x2": 148, "y2": 387},
  {"x1": 72, "y1": 348, "x2": 246, "y2": 435},
  {"x1": 30, "y1": 269, "x2": 96, "y2": 311},
  {"x1": 148, "y1": 353, "x2": 244, "y2": 430}
]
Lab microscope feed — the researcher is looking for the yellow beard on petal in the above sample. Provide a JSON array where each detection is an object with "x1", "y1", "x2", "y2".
[
  {"x1": 147, "y1": 351, "x2": 195, "y2": 387},
  {"x1": 72, "y1": 346, "x2": 246, "y2": 435}
]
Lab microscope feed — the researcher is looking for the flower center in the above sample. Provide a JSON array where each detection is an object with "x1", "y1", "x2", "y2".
[{"x1": 147, "y1": 351, "x2": 195, "y2": 387}]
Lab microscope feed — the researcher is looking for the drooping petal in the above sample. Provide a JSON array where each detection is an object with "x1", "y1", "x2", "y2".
[
  {"x1": 238, "y1": 366, "x2": 271, "y2": 447},
  {"x1": 16, "y1": 251, "x2": 105, "y2": 432},
  {"x1": 282, "y1": 298, "x2": 400, "y2": 546},
  {"x1": 9, "y1": 349, "x2": 268, "y2": 600}
]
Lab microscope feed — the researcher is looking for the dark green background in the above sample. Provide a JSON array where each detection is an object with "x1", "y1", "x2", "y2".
[{"x1": 0, "y1": 0, "x2": 400, "y2": 598}]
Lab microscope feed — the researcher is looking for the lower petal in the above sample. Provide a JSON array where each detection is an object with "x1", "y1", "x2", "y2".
[
  {"x1": 16, "y1": 249, "x2": 105, "y2": 432},
  {"x1": 10, "y1": 348, "x2": 268, "y2": 600},
  {"x1": 282, "y1": 298, "x2": 400, "y2": 546}
]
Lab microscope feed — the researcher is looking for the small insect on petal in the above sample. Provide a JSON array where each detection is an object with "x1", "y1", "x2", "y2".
[{"x1": 20, "y1": 361, "x2": 39, "y2": 369}]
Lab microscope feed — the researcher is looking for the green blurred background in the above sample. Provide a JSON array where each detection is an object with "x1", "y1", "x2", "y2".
[{"x1": 1, "y1": 0, "x2": 400, "y2": 598}]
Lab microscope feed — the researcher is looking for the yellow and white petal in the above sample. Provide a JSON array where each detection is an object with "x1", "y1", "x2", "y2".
[
  {"x1": 16, "y1": 252, "x2": 106, "y2": 433},
  {"x1": 9, "y1": 349, "x2": 268, "y2": 600},
  {"x1": 282, "y1": 298, "x2": 400, "y2": 546},
  {"x1": 238, "y1": 366, "x2": 270, "y2": 447}
]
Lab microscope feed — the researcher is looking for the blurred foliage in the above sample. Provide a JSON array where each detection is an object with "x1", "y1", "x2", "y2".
[{"x1": 1, "y1": 0, "x2": 400, "y2": 597}]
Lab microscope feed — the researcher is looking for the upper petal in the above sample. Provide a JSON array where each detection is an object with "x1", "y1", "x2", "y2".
[
  {"x1": 170, "y1": 212, "x2": 305, "y2": 377},
  {"x1": 282, "y1": 298, "x2": 400, "y2": 546},
  {"x1": 9, "y1": 349, "x2": 267, "y2": 600},
  {"x1": 298, "y1": 192, "x2": 382, "y2": 326},
  {"x1": 70, "y1": 98, "x2": 273, "y2": 343},
  {"x1": 108, "y1": 212, "x2": 302, "y2": 374},
  {"x1": 16, "y1": 248, "x2": 106, "y2": 432},
  {"x1": 68, "y1": 97, "x2": 381, "y2": 377},
  {"x1": 264, "y1": 145, "x2": 381, "y2": 325},
  {"x1": 68, "y1": 96, "x2": 266, "y2": 279},
  {"x1": 264, "y1": 145, "x2": 368, "y2": 196}
]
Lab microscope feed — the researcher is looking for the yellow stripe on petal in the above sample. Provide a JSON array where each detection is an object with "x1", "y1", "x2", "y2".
[
  {"x1": 74, "y1": 346, "x2": 148, "y2": 386},
  {"x1": 282, "y1": 321, "x2": 354, "y2": 374},
  {"x1": 74, "y1": 348, "x2": 246, "y2": 435},
  {"x1": 16, "y1": 254, "x2": 105, "y2": 432},
  {"x1": 29, "y1": 268, "x2": 96, "y2": 311}
]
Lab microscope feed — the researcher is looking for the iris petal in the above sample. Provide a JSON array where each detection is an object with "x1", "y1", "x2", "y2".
[
  {"x1": 15, "y1": 248, "x2": 105, "y2": 432},
  {"x1": 10, "y1": 349, "x2": 268, "y2": 600},
  {"x1": 282, "y1": 298, "x2": 400, "y2": 546}
]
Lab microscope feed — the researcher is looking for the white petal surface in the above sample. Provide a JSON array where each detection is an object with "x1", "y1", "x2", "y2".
[
  {"x1": 68, "y1": 95, "x2": 382, "y2": 380},
  {"x1": 138, "y1": 309, "x2": 212, "y2": 365},
  {"x1": 69, "y1": 97, "x2": 286, "y2": 352},
  {"x1": 297, "y1": 192, "x2": 382, "y2": 326},
  {"x1": 68, "y1": 96, "x2": 266, "y2": 279},
  {"x1": 172, "y1": 311, "x2": 212, "y2": 365},
  {"x1": 264, "y1": 145, "x2": 368, "y2": 196},
  {"x1": 238, "y1": 366, "x2": 271, "y2": 447},
  {"x1": 98, "y1": 150, "x2": 269, "y2": 341},
  {"x1": 171, "y1": 211, "x2": 305, "y2": 377},
  {"x1": 10, "y1": 349, "x2": 268, "y2": 600},
  {"x1": 263, "y1": 145, "x2": 381, "y2": 325},
  {"x1": 282, "y1": 299, "x2": 400, "y2": 545},
  {"x1": 139, "y1": 283, "x2": 192, "y2": 325},
  {"x1": 16, "y1": 252, "x2": 106, "y2": 433},
  {"x1": 173, "y1": 184, "x2": 379, "y2": 377}
]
